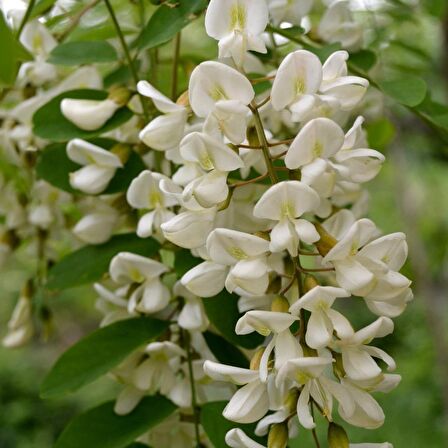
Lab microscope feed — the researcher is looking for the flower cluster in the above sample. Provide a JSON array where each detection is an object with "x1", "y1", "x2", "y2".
[{"x1": 0, "y1": 0, "x2": 412, "y2": 447}]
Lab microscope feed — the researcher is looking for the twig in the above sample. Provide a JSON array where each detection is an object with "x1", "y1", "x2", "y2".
[
  {"x1": 104, "y1": 0, "x2": 149, "y2": 120},
  {"x1": 171, "y1": 32, "x2": 182, "y2": 100},
  {"x1": 184, "y1": 330, "x2": 201, "y2": 447},
  {"x1": 16, "y1": 0, "x2": 37, "y2": 39},
  {"x1": 249, "y1": 103, "x2": 278, "y2": 184},
  {"x1": 58, "y1": 0, "x2": 101, "y2": 42}
]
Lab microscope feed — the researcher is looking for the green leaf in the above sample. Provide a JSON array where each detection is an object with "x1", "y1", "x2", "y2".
[
  {"x1": 201, "y1": 402, "x2": 265, "y2": 448},
  {"x1": 30, "y1": 0, "x2": 57, "y2": 19},
  {"x1": 309, "y1": 43, "x2": 341, "y2": 62},
  {"x1": 33, "y1": 89, "x2": 133, "y2": 142},
  {"x1": 203, "y1": 331, "x2": 249, "y2": 368},
  {"x1": 366, "y1": 118, "x2": 396, "y2": 151},
  {"x1": 203, "y1": 290, "x2": 263, "y2": 350},
  {"x1": 54, "y1": 396, "x2": 175, "y2": 448},
  {"x1": 48, "y1": 41, "x2": 118, "y2": 65},
  {"x1": 46, "y1": 233, "x2": 160, "y2": 290},
  {"x1": 41, "y1": 317, "x2": 169, "y2": 398},
  {"x1": 415, "y1": 95, "x2": 448, "y2": 140},
  {"x1": 349, "y1": 49, "x2": 377, "y2": 72},
  {"x1": 135, "y1": 0, "x2": 206, "y2": 50},
  {"x1": 36, "y1": 140, "x2": 145, "y2": 194},
  {"x1": 378, "y1": 75, "x2": 427, "y2": 107},
  {"x1": 0, "y1": 12, "x2": 32, "y2": 86},
  {"x1": 174, "y1": 249, "x2": 202, "y2": 277}
]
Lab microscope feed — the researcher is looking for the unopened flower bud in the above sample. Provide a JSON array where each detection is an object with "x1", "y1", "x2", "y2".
[
  {"x1": 110, "y1": 143, "x2": 131, "y2": 165},
  {"x1": 271, "y1": 296, "x2": 289, "y2": 313},
  {"x1": 284, "y1": 388, "x2": 299, "y2": 413},
  {"x1": 315, "y1": 222, "x2": 338, "y2": 256},
  {"x1": 250, "y1": 347, "x2": 265, "y2": 370},
  {"x1": 328, "y1": 423, "x2": 349, "y2": 448},
  {"x1": 108, "y1": 86, "x2": 132, "y2": 106},
  {"x1": 246, "y1": 126, "x2": 260, "y2": 147},
  {"x1": 268, "y1": 423, "x2": 288, "y2": 448},
  {"x1": 176, "y1": 90, "x2": 190, "y2": 108},
  {"x1": 304, "y1": 275, "x2": 319, "y2": 292},
  {"x1": 61, "y1": 93, "x2": 123, "y2": 131}
]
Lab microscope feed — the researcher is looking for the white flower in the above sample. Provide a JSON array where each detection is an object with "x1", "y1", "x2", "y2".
[
  {"x1": 161, "y1": 209, "x2": 216, "y2": 249},
  {"x1": 2, "y1": 295, "x2": 34, "y2": 348},
  {"x1": 204, "y1": 360, "x2": 270, "y2": 423},
  {"x1": 126, "y1": 170, "x2": 177, "y2": 238},
  {"x1": 205, "y1": 0, "x2": 269, "y2": 66},
  {"x1": 181, "y1": 261, "x2": 229, "y2": 297},
  {"x1": 137, "y1": 81, "x2": 188, "y2": 151},
  {"x1": 182, "y1": 170, "x2": 230, "y2": 208},
  {"x1": 61, "y1": 98, "x2": 119, "y2": 131},
  {"x1": 289, "y1": 286, "x2": 352, "y2": 349},
  {"x1": 271, "y1": 50, "x2": 322, "y2": 117},
  {"x1": 323, "y1": 220, "x2": 411, "y2": 299},
  {"x1": 133, "y1": 341, "x2": 184, "y2": 394},
  {"x1": 174, "y1": 282, "x2": 209, "y2": 332},
  {"x1": 73, "y1": 210, "x2": 118, "y2": 244},
  {"x1": 236, "y1": 310, "x2": 301, "y2": 380},
  {"x1": 337, "y1": 379, "x2": 387, "y2": 429},
  {"x1": 189, "y1": 61, "x2": 254, "y2": 118},
  {"x1": 321, "y1": 52, "x2": 369, "y2": 110},
  {"x1": 285, "y1": 117, "x2": 345, "y2": 171},
  {"x1": 332, "y1": 317, "x2": 396, "y2": 381},
  {"x1": 276, "y1": 357, "x2": 354, "y2": 429},
  {"x1": 109, "y1": 252, "x2": 170, "y2": 314},
  {"x1": 332, "y1": 116, "x2": 384, "y2": 184},
  {"x1": 225, "y1": 428, "x2": 265, "y2": 448},
  {"x1": 318, "y1": 0, "x2": 363, "y2": 50},
  {"x1": 204, "y1": 99, "x2": 250, "y2": 144},
  {"x1": 253, "y1": 181, "x2": 320, "y2": 256},
  {"x1": 268, "y1": 0, "x2": 314, "y2": 26},
  {"x1": 66, "y1": 139, "x2": 123, "y2": 194},
  {"x1": 205, "y1": 228, "x2": 271, "y2": 296},
  {"x1": 179, "y1": 132, "x2": 244, "y2": 172}
]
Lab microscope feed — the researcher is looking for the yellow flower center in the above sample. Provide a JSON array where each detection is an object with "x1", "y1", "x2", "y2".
[
  {"x1": 228, "y1": 246, "x2": 248, "y2": 260},
  {"x1": 230, "y1": 4, "x2": 246, "y2": 31},
  {"x1": 295, "y1": 77, "x2": 306, "y2": 95},
  {"x1": 209, "y1": 85, "x2": 228, "y2": 102}
]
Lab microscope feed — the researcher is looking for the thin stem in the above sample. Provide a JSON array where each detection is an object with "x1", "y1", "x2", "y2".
[
  {"x1": 58, "y1": 0, "x2": 101, "y2": 42},
  {"x1": 103, "y1": 0, "x2": 149, "y2": 120},
  {"x1": 249, "y1": 103, "x2": 278, "y2": 184},
  {"x1": 298, "y1": 267, "x2": 335, "y2": 273},
  {"x1": 184, "y1": 330, "x2": 201, "y2": 447},
  {"x1": 250, "y1": 75, "x2": 275, "y2": 84},
  {"x1": 171, "y1": 32, "x2": 182, "y2": 100},
  {"x1": 150, "y1": 49, "x2": 159, "y2": 86},
  {"x1": 255, "y1": 95, "x2": 271, "y2": 109},
  {"x1": 269, "y1": 139, "x2": 294, "y2": 147},
  {"x1": 16, "y1": 0, "x2": 36, "y2": 39},
  {"x1": 230, "y1": 172, "x2": 269, "y2": 188},
  {"x1": 310, "y1": 403, "x2": 321, "y2": 447},
  {"x1": 311, "y1": 427, "x2": 321, "y2": 448}
]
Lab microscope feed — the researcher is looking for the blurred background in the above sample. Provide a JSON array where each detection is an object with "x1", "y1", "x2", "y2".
[{"x1": 0, "y1": 0, "x2": 447, "y2": 447}]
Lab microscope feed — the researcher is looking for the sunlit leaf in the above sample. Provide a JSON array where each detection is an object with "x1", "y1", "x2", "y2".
[
  {"x1": 135, "y1": 0, "x2": 206, "y2": 50},
  {"x1": 54, "y1": 396, "x2": 175, "y2": 448},
  {"x1": 378, "y1": 75, "x2": 427, "y2": 107},
  {"x1": 48, "y1": 41, "x2": 118, "y2": 65},
  {"x1": 41, "y1": 317, "x2": 169, "y2": 398},
  {"x1": 46, "y1": 233, "x2": 160, "y2": 290},
  {"x1": 0, "y1": 12, "x2": 32, "y2": 86}
]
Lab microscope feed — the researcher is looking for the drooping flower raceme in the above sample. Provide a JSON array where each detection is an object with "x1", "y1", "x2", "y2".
[{"x1": 1, "y1": 2, "x2": 412, "y2": 447}]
